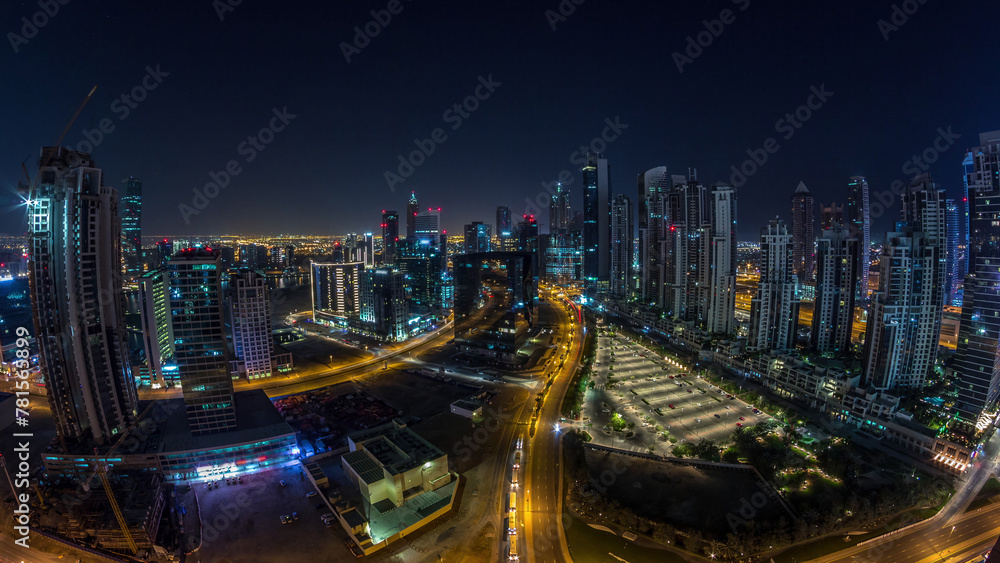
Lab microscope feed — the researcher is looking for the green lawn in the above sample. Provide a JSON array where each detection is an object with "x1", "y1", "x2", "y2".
[{"x1": 563, "y1": 511, "x2": 687, "y2": 563}]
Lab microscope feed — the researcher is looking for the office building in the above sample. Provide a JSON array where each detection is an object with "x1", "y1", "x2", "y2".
[
  {"x1": 464, "y1": 222, "x2": 492, "y2": 253},
  {"x1": 610, "y1": 194, "x2": 632, "y2": 300},
  {"x1": 812, "y1": 226, "x2": 859, "y2": 355},
  {"x1": 381, "y1": 211, "x2": 400, "y2": 265},
  {"x1": 663, "y1": 174, "x2": 711, "y2": 325},
  {"x1": 791, "y1": 182, "x2": 815, "y2": 282},
  {"x1": 121, "y1": 176, "x2": 142, "y2": 279},
  {"x1": 748, "y1": 219, "x2": 800, "y2": 351},
  {"x1": 230, "y1": 270, "x2": 276, "y2": 380},
  {"x1": 819, "y1": 201, "x2": 844, "y2": 231},
  {"x1": 847, "y1": 176, "x2": 872, "y2": 300},
  {"x1": 407, "y1": 191, "x2": 419, "y2": 239},
  {"x1": 312, "y1": 262, "x2": 364, "y2": 326},
  {"x1": 549, "y1": 183, "x2": 571, "y2": 232},
  {"x1": 954, "y1": 131, "x2": 1000, "y2": 424},
  {"x1": 169, "y1": 247, "x2": 236, "y2": 435},
  {"x1": 414, "y1": 208, "x2": 441, "y2": 244},
  {"x1": 583, "y1": 153, "x2": 611, "y2": 296},
  {"x1": 138, "y1": 268, "x2": 176, "y2": 388},
  {"x1": 26, "y1": 147, "x2": 137, "y2": 446},
  {"x1": 946, "y1": 199, "x2": 960, "y2": 306},
  {"x1": 397, "y1": 239, "x2": 446, "y2": 318},
  {"x1": 156, "y1": 238, "x2": 173, "y2": 268},
  {"x1": 453, "y1": 252, "x2": 536, "y2": 363},
  {"x1": 362, "y1": 233, "x2": 376, "y2": 268},
  {"x1": 708, "y1": 185, "x2": 737, "y2": 335},
  {"x1": 359, "y1": 268, "x2": 408, "y2": 342},
  {"x1": 638, "y1": 167, "x2": 670, "y2": 305}
]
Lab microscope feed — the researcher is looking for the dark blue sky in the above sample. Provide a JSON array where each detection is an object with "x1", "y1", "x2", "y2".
[{"x1": 1, "y1": 0, "x2": 997, "y2": 240}]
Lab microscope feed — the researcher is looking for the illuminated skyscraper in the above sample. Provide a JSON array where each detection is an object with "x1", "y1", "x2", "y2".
[
  {"x1": 791, "y1": 181, "x2": 815, "y2": 282},
  {"x1": 708, "y1": 184, "x2": 737, "y2": 335},
  {"x1": 27, "y1": 147, "x2": 137, "y2": 446},
  {"x1": 847, "y1": 176, "x2": 871, "y2": 300},
  {"x1": 414, "y1": 207, "x2": 442, "y2": 244},
  {"x1": 464, "y1": 221, "x2": 492, "y2": 253},
  {"x1": 812, "y1": 225, "x2": 859, "y2": 355},
  {"x1": 663, "y1": 174, "x2": 710, "y2": 324},
  {"x1": 497, "y1": 205, "x2": 514, "y2": 251},
  {"x1": 819, "y1": 201, "x2": 844, "y2": 231},
  {"x1": 610, "y1": 194, "x2": 632, "y2": 299},
  {"x1": 359, "y1": 267, "x2": 408, "y2": 342},
  {"x1": 638, "y1": 167, "x2": 670, "y2": 304},
  {"x1": 407, "y1": 191, "x2": 419, "y2": 239},
  {"x1": 138, "y1": 268, "x2": 176, "y2": 388},
  {"x1": 583, "y1": 153, "x2": 611, "y2": 296},
  {"x1": 121, "y1": 176, "x2": 142, "y2": 279},
  {"x1": 749, "y1": 219, "x2": 799, "y2": 351},
  {"x1": 946, "y1": 199, "x2": 960, "y2": 306},
  {"x1": 311, "y1": 262, "x2": 363, "y2": 325},
  {"x1": 231, "y1": 270, "x2": 276, "y2": 380},
  {"x1": 169, "y1": 247, "x2": 236, "y2": 435},
  {"x1": 381, "y1": 210, "x2": 399, "y2": 265},
  {"x1": 549, "y1": 183, "x2": 571, "y2": 232}
]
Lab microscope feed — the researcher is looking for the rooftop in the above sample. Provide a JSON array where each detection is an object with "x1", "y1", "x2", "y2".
[{"x1": 348, "y1": 419, "x2": 445, "y2": 476}]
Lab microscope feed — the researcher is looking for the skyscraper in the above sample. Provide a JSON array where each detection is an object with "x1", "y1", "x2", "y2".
[
  {"x1": 121, "y1": 176, "x2": 142, "y2": 279},
  {"x1": 407, "y1": 191, "x2": 419, "y2": 239},
  {"x1": 748, "y1": 219, "x2": 800, "y2": 351},
  {"x1": 497, "y1": 205, "x2": 514, "y2": 251},
  {"x1": 453, "y1": 252, "x2": 536, "y2": 363},
  {"x1": 311, "y1": 262, "x2": 363, "y2": 325},
  {"x1": 812, "y1": 225, "x2": 859, "y2": 355},
  {"x1": 169, "y1": 247, "x2": 236, "y2": 435},
  {"x1": 583, "y1": 153, "x2": 611, "y2": 296},
  {"x1": 819, "y1": 201, "x2": 844, "y2": 230},
  {"x1": 946, "y1": 199, "x2": 961, "y2": 306},
  {"x1": 464, "y1": 222, "x2": 492, "y2": 253},
  {"x1": 610, "y1": 194, "x2": 632, "y2": 300},
  {"x1": 638, "y1": 167, "x2": 670, "y2": 304},
  {"x1": 359, "y1": 268, "x2": 408, "y2": 342},
  {"x1": 381, "y1": 210, "x2": 399, "y2": 265},
  {"x1": 230, "y1": 270, "x2": 275, "y2": 380},
  {"x1": 664, "y1": 175, "x2": 710, "y2": 324},
  {"x1": 847, "y1": 176, "x2": 872, "y2": 300},
  {"x1": 708, "y1": 184, "x2": 737, "y2": 335},
  {"x1": 549, "y1": 183, "x2": 571, "y2": 233},
  {"x1": 954, "y1": 130, "x2": 1000, "y2": 424},
  {"x1": 27, "y1": 147, "x2": 137, "y2": 446},
  {"x1": 414, "y1": 208, "x2": 442, "y2": 244},
  {"x1": 791, "y1": 181, "x2": 815, "y2": 282},
  {"x1": 362, "y1": 233, "x2": 375, "y2": 268},
  {"x1": 138, "y1": 268, "x2": 176, "y2": 388}
]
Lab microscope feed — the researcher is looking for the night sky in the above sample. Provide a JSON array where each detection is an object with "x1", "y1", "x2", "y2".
[{"x1": 1, "y1": 0, "x2": 998, "y2": 240}]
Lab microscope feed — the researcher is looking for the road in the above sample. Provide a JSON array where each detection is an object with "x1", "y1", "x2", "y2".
[
  {"x1": 814, "y1": 428, "x2": 1000, "y2": 563},
  {"x1": 521, "y1": 288, "x2": 584, "y2": 563}
]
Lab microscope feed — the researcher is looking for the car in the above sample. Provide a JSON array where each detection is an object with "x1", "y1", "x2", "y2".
[
  {"x1": 325, "y1": 520, "x2": 336, "y2": 527},
  {"x1": 292, "y1": 512, "x2": 299, "y2": 521},
  {"x1": 280, "y1": 515, "x2": 290, "y2": 524},
  {"x1": 669, "y1": 375, "x2": 675, "y2": 379},
  {"x1": 753, "y1": 409, "x2": 760, "y2": 414},
  {"x1": 306, "y1": 492, "x2": 318, "y2": 498},
  {"x1": 739, "y1": 416, "x2": 745, "y2": 421},
  {"x1": 668, "y1": 404, "x2": 675, "y2": 409},
  {"x1": 736, "y1": 423, "x2": 743, "y2": 428},
  {"x1": 687, "y1": 389, "x2": 693, "y2": 393},
  {"x1": 280, "y1": 480, "x2": 287, "y2": 487},
  {"x1": 238, "y1": 475, "x2": 243, "y2": 483},
  {"x1": 714, "y1": 414, "x2": 721, "y2": 419}
]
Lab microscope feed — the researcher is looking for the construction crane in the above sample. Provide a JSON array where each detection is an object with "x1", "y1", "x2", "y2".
[
  {"x1": 80, "y1": 401, "x2": 156, "y2": 556},
  {"x1": 19, "y1": 84, "x2": 98, "y2": 200}
]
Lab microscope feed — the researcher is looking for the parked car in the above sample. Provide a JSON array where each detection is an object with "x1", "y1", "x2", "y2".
[
  {"x1": 306, "y1": 492, "x2": 318, "y2": 498},
  {"x1": 292, "y1": 512, "x2": 299, "y2": 521},
  {"x1": 714, "y1": 414, "x2": 721, "y2": 419},
  {"x1": 280, "y1": 480, "x2": 287, "y2": 487}
]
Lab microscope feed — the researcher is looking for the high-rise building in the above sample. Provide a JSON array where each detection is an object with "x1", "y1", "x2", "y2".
[
  {"x1": 610, "y1": 194, "x2": 632, "y2": 300},
  {"x1": 414, "y1": 207, "x2": 441, "y2": 243},
  {"x1": 583, "y1": 153, "x2": 611, "y2": 296},
  {"x1": 398, "y1": 240, "x2": 446, "y2": 317},
  {"x1": 169, "y1": 247, "x2": 236, "y2": 435},
  {"x1": 954, "y1": 130, "x2": 1000, "y2": 424},
  {"x1": 156, "y1": 238, "x2": 173, "y2": 268},
  {"x1": 311, "y1": 262, "x2": 363, "y2": 325},
  {"x1": 238, "y1": 243, "x2": 267, "y2": 270},
  {"x1": 27, "y1": 147, "x2": 137, "y2": 446},
  {"x1": 819, "y1": 201, "x2": 844, "y2": 231},
  {"x1": 663, "y1": 174, "x2": 711, "y2": 325},
  {"x1": 708, "y1": 185, "x2": 737, "y2": 335},
  {"x1": 230, "y1": 270, "x2": 275, "y2": 380},
  {"x1": 496, "y1": 205, "x2": 514, "y2": 251},
  {"x1": 749, "y1": 219, "x2": 800, "y2": 351},
  {"x1": 407, "y1": 191, "x2": 419, "y2": 239},
  {"x1": 863, "y1": 222, "x2": 941, "y2": 391},
  {"x1": 362, "y1": 233, "x2": 375, "y2": 268},
  {"x1": 453, "y1": 252, "x2": 536, "y2": 363},
  {"x1": 381, "y1": 210, "x2": 399, "y2": 265},
  {"x1": 138, "y1": 268, "x2": 176, "y2": 388},
  {"x1": 847, "y1": 176, "x2": 872, "y2": 300},
  {"x1": 812, "y1": 226, "x2": 859, "y2": 355},
  {"x1": 549, "y1": 183, "x2": 571, "y2": 233},
  {"x1": 791, "y1": 181, "x2": 815, "y2": 283},
  {"x1": 464, "y1": 221, "x2": 492, "y2": 253},
  {"x1": 359, "y1": 267, "x2": 408, "y2": 342},
  {"x1": 638, "y1": 167, "x2": 671, "y2": 305},
  {"x1": 121, "y1": 176, "x2": 142, "y2": 279},
  {"x1": 946, "y1": 199, "x2": 961, "y2": 306}
]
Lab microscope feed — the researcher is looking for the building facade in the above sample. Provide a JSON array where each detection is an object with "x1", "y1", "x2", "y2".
[
  {"x1": 812, "y1": 226, "x2": 859, "y2": 355},
  {"x1": 610, "y1": 194, "x2": 632, "y2": 300},
  {"x1": 230, "y1": 270, "x2": 276, "y2": 380},
  {"x1": 748, "y1": 219, "x2": 800, "y2": 351},
  {"x1": 791, "y1": 181, "x2": 815, "y2": 283}
]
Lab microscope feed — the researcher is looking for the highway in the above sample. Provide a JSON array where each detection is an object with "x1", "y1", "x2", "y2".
[{"x1": 521, "y1": 287, "x2": 584, "y2": 563}]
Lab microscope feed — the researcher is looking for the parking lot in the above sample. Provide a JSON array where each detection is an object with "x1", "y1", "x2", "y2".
[
  {"x1": 182, "y1": 463, "x2": 357, "y2": 562},
  {"x1": 587, "y1": 331, "x2": 771, "y2": 449}
]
